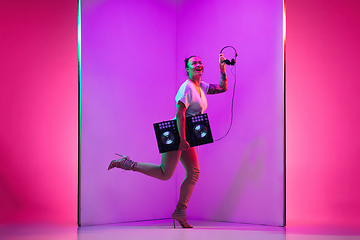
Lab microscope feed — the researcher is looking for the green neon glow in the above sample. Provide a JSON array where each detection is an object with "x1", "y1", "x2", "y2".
[
  {"x1": 78, "y1": 0, "x2": 82, "y2": 128},
  {"x1": 77, "y1": 0, "x2": 82, "y2": 226}
]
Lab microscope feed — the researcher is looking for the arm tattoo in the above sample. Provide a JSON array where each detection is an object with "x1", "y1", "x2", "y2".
[{"x1": 207, "y1": 72, "x2": 228, "y2": 94}]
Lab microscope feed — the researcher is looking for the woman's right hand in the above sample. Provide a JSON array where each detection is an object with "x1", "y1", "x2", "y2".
[
  {"x1": 179, "y1": 139, "x2": 190, "y2": 151},
  {"x1": 219, "y1": 53, "x2": 226, "y2": 65}
]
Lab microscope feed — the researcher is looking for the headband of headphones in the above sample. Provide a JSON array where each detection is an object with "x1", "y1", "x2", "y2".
[{"x1": 220, "y1": 46, "x2": 238, "y2": 66}]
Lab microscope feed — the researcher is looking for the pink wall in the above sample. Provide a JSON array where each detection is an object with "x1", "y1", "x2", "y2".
[
  {"x1": 80, "y1": 0, "x2": 178, "y2": 225},
  {"x1": 1, "y1": 0, "x2": 360, "y2": 228},
  {"x1": 0, "y1": 1, "x2": 78, "y2": 224},
  {"x1": 286, "y1": 0, "x2": 360, "y2": 227}
]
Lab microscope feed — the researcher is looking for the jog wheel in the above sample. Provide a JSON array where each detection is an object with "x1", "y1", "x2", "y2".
[
  {"x1": 193, "y1": 124, "x2": 208, "y2": 139},
  {"x1": 161, "y1": 131, "x2": 175, "y2": 145}
]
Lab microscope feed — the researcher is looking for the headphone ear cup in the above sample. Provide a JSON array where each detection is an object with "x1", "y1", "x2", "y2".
[{"x1": 224, "y1": 59, "x2": 231, "y2": 65}]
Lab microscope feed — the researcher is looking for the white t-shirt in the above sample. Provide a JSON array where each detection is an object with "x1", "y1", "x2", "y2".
[{"x1": 175, "y1": 79, "x2": 210, "y2": 117}]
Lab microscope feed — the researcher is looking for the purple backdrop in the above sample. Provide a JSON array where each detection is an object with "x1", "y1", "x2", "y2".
[{"x1": 80, "y1": 0, "x2": 284, "y2": 226}]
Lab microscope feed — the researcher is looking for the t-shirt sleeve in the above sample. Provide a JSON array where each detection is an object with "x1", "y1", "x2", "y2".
[
  {"x1": 201, "y1": 81, "x2": 210, "y2": 94},
  {"x1": 175, "y1": 84, "x2": 192, "y2": 108}
]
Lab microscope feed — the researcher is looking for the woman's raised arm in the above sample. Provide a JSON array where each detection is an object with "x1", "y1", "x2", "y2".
[{"x1": 207, "y1": 54, "x2": 228, "y2": 94}]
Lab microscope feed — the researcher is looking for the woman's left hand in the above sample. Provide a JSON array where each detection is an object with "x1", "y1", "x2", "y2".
[{"x1": 179, "y1": 139, "x2": 190, "y2": 151}]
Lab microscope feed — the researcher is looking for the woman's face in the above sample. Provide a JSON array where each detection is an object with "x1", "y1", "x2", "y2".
[{"x1": 187, "y1": 56, "x2": 204, "y2": 77}]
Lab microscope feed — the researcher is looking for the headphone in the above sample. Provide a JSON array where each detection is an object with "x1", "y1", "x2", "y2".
[
  {"x1": 220, "y1": 46, "x2": 238, "y2": 66},
  {"x1": 214, "y1": 45, "x2": 238, "y2": 141}
]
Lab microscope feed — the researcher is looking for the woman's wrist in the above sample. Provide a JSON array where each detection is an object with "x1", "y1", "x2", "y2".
[{"x1": 220, "y1": 64, "x2": 226, "y2": 73}]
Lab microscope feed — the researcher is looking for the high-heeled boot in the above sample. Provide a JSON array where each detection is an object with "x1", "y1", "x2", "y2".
[
  {"x1": 171, "y1": 207, "x2": 193, "y2": 228},
  {"x1": 108, "y1": 154, "x2": 137, "y2": 171}
]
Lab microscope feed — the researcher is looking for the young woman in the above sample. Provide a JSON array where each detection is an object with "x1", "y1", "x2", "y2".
[{"x1": 108, "y1": 54, "x2": 228, "y2": 228}]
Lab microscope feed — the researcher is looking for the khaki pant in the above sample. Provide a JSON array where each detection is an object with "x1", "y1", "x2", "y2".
[{"x1": 134, "y1": 147, "x2": 200, "y2": 209}]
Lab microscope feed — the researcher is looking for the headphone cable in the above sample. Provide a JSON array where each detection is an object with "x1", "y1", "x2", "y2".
[{"x1": 215, "y1": 63, "x2": 237, "y2": 141}]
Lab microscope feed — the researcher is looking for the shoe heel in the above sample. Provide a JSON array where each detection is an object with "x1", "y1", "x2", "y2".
[
  {"x1": 108, "y1": 160, "x2": 115, "y2": 170},
  {"x1": 173, "y1": 218, "x2": 175, "y2": 228}
]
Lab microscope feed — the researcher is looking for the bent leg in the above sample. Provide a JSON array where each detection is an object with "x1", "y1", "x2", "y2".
[
  {"x1": 133, "y1": 150, "x2": 181, "y2": 180},
  {"x1": 177, "y1": 147, "x2": 200, "y2": 209}
]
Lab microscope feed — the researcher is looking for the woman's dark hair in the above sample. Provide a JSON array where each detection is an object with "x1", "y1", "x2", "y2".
[
  {"x1": 184, "y1": 55, "x2": 197, "y2": 76},
  {"x1": 184, "y1": 55, "x2": 197, "y2": 69}
]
